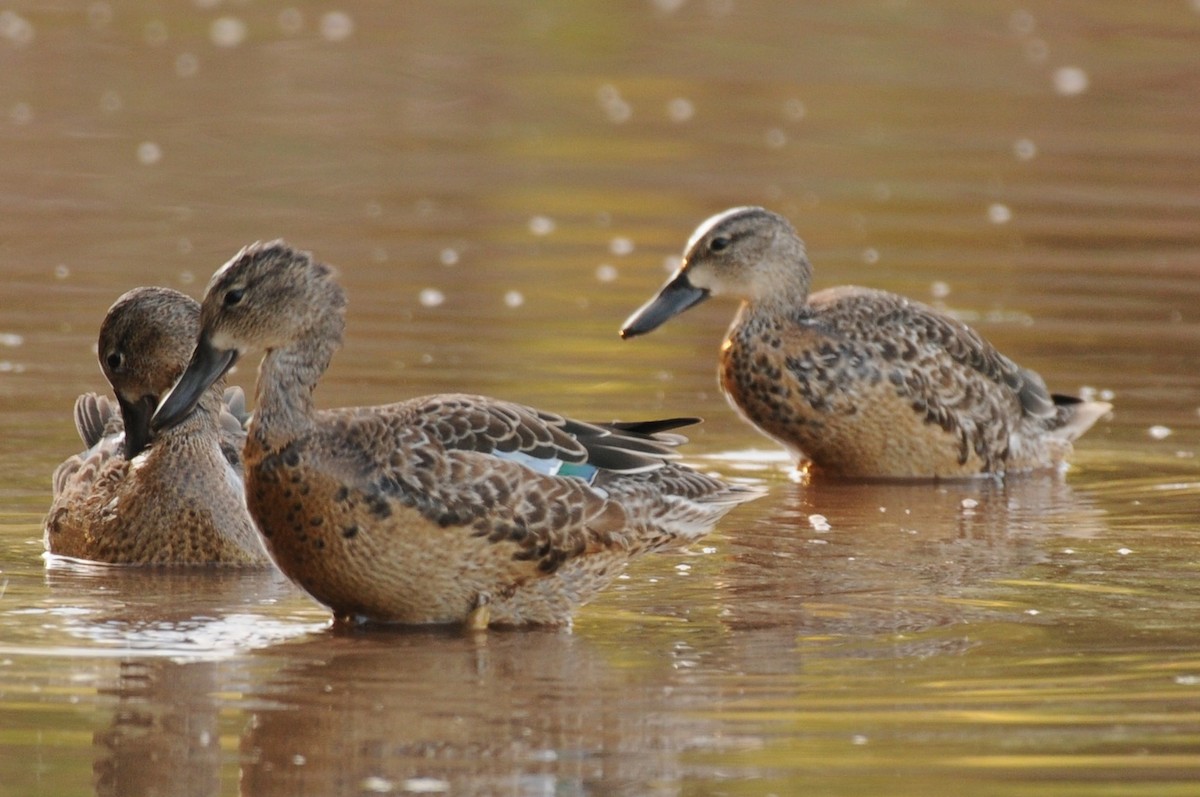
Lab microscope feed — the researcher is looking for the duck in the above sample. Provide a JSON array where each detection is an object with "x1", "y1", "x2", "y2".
[
  {"x1": 45, "y1": 286, "x2": 269, "y2": 565},
  {"x1": 620, "y1": 206, "x2": 1110, "y2": 479},
  {"x1": 151, "y1": 241, "x2": 760, "y2": 628}
]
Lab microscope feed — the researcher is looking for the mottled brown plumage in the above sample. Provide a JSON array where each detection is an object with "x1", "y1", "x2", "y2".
[
  {"x1": 153, "y1": 242, "x2": 759, "y2": 627},
  {"x1": 621, "y1": 207, "x2": 1110, "y2": 479},
  {"x1": 45, "y1": 287, "x2": 268, "y2": 566}
]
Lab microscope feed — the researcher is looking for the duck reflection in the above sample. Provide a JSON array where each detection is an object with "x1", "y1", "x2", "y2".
[
  {"x1": 38, "y1": 563, "x2": 321, "y2": 797},
  {"x1": 240, "y1": 629, "x2": 722, "y2": 796},
  {"x1": 93, "y1": 659, "x2": 223, "y2": 797},
  {"x1": 714, "y1": 474, "x2": 1107, "y2": 644}
]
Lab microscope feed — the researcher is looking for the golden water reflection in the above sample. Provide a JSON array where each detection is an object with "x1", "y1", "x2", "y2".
[{"x1": 2, "y1": 0, "x2": 1200, "y2": 794}]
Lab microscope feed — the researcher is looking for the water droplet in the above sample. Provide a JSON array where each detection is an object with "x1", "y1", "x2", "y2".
[
  {"x1": 418, "y1": 288, "x2": 445, "y2": 308},
  {"x1": 597, "y1": 84, "x2": 632, "y2": 123},
  {"x1": 360, "y1": 776, "x2": 395, "y2": 793},
  {"x1": 143, "y1": 20, "x2": 168, "y2": 46},
  {"x1": 1053, "y1": 66, "x2": 1089, "y2": 96},
  {"x1": 99, "y1": 90, "x2": 122, "y2": 114},
  {"x1": 54, "y1": 265, "x2": 70, "y2": 279},
  {"x1": 609, "y1": 236, "x2": 634, "y2": 256},
  {"x1": 595, "y1": 264, "x2": 618, "y2": 283},
  {"x1": 1024, "y1": 38, "x2": 1048, "y2": 63},
  {"x1": 1009, "y1": 9, "x2": 1036, "y2": 35},
  {"x1": 320, "y1": 11, "x2": 354, "y2": 42},
  {"x1": 988, "y1": 203, "x2": 1012, "y2": 224},
  {"x1": 606, "y1": 99, "x2": 632, "y2": 123},
  {"x1": 439, "y1": 248, "x2": 459, "y2": 266},
  {"x1": 291, "y1": 754, "x2": 306, "y2": 766},
  {"x1": 210, "y1": 17, "x2": 247, "y2": 48},
  {"x1": 1014, "y1": 137, "x2": 1037, "y2": 160},
  {"x1": 960, "y1": 498, "x2": 979, "y2": 510},
  {"x1": 707, "y1": 0, "x2": 734, "y2": 17},
  {"x1": 808, "y1": 514, "x2": 831, "y2": 532},
  {"x1": 851, "y1": 735, "x2": 869, "y2": 745},
  {"x1": 765, "y1": 128, "x2": 787, "y2": 148},
  {"x1": 1148, "y1": 425, "x2": 1172, "y2": 440},
  {"x1": 136, "y1": 141, "x2": 162, "y2": 165},
  {"x1": 175, "y1": 53, "x2": 199, "y2": 78},
  {"x1": 503, "y1": 290, "x2": 524, "y2": 308},
  {"x1": 0, "y1": 10, "x2": 35, "y2": 46},
  {"x1": 528, "y1": 215, "x2": 555, "y2": 236},
  {"x1": 364, "y1": 201, "x2": 382, "y2": 218},
  {"x1": 278, "y1": 8, "x2": 304, "y2": 35},
  {"x1": 0, "y1": 333, "x2": 24, "y2": 347},
  {"x1": 862, "y1": 248, "x2": 879, "y2": 265},
  {"x1": 9, "y1": 102, "x2": 32, "y2": 125},
  {"x1": 666, "y1": 97, "x2": 694, "y2": 123},
  {"x1": 931, "y1": 280, "x2": 950, "y2": 299},
  {"x1": 401, "y1": 777, "x2": 450, "y2": 794},
  {"x1": 1116, "y1": 547, "x2": 1132, "y2": 556},
  {"x1": 88, "y1": 2, "x2": 113, "y2": 30},
  {"x1": 783, "y1": 98, "x2": 807, "y2": 121}
]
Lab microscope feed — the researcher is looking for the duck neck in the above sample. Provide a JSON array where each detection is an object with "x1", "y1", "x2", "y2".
[
  {"x1": 168, "y1": 384, "x2": 225, "y2": 440},
  {"x1": 746, "y1": 256, "x2": 812, "y2": 317},
  {"x1": 251, "y1": 312, "x2": 344, "y2": 451}
]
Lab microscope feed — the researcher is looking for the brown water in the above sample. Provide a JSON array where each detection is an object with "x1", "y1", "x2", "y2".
[{"x1": 2, "y1": 1, "x2": 1200, "y2": 794}]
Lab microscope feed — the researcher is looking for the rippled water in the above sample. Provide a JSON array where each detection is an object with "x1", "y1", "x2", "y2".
[{"x1": 3, "y1": 1, "x2": 1200, "y2": 795}]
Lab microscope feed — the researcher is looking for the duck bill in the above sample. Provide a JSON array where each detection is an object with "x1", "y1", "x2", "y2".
[
  {"x1": 117, "y1": 394, "x2": 156, "y2": 458},
  {"x1": 151, "y1": 335, "x2": 238, "y2": 433},
  {"x1": 619, "y1": 271, "x2": 710, "y2": 339}
]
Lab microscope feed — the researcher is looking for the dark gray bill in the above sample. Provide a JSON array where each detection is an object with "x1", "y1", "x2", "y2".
[
  {"x1": 619, "y1": 271, "x2": 710, "y2": 339},
  {"x1": 151, "y1": 335, "x2": 238, "y2": 433},
  {"x1": 118, "y1": 394, "x2": 156, "y2": 458}
]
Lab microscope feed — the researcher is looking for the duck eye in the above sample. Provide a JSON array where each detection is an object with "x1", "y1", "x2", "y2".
[
  {"x1": 105, "y1": 351, "x2": 124, "y2": 370},
  {"x1": 709, "y1": 236, "x2": 731, "y2": 253},
  {"x1": 223, "y1": 288, "x2": 245, "y2": 307}
]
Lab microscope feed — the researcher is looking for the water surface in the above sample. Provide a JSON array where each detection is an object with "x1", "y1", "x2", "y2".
[{"x1": 2, "y1": 1, "x2": 1199, "y2": 795}]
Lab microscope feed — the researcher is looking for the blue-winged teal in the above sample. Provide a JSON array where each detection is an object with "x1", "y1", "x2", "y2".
[
  {"x1": 45, "y1": 287, "x2": 268, "y2": 565},
  {"x1": 152, "y1": 242, "x2": 760, "y2": 628},
  {"x1": 621, "y1": 207, "x2": 1110, "y2": 479}
]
